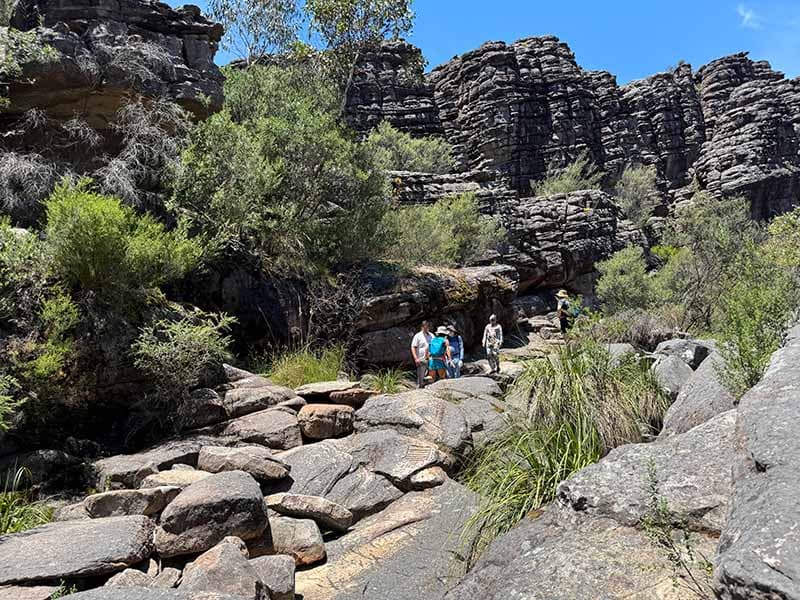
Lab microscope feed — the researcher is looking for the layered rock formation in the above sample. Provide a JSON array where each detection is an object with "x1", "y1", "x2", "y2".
[
  {"x1": 4, "y1": 0, "x2": 224, "y2": 131},
  {"x1": 347, "y1": 37, "x2": 800, "y2": 219}
]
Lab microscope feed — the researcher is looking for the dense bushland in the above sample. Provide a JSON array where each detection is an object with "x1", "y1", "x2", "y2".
[{"x1": 365, "y1": 121, "x2": 454, "y2": 173}]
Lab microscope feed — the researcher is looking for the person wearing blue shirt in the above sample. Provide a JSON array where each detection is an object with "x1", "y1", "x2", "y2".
[{"x1": 446, "y1": 325, "x2": 464, "y2": 379}]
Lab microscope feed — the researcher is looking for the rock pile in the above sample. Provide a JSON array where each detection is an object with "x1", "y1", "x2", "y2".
[{"x1": 0, "y1": 372, "x2": 510, "y2": 599}]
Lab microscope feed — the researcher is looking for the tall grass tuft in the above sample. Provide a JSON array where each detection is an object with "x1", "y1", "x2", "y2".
[
  {"x1": 361, "y1": 368, "x2": 412, "y2": 394},
  {"x1": 460, "y1": 338, "x2": 667, "y2": 567},
  {"x1": 0, "y1": 468, "x2": 53, "y2": 535},
  {"x1": 265, "y1": 345, "x2": 346, "y2": 389}
]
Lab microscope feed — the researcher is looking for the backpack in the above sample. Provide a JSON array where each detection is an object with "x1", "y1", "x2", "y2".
[{"x1": 429, "y1": 336, "x2": 446, "y2": 358}]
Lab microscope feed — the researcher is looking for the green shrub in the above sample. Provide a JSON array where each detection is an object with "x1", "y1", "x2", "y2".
[
  {"x1": 763, "y1": 206, "x2": 800, "y2": 271},
  {"x1": 383, "y1": 193, "x2": 504, "y2": 267},
  {"x1": 531, "y1": 152, "x2": 604, "y2": 196},
  {"x1": 0, "y1": 219, "x2": 51, "y2": 326},
  {"x1": 0, "y1": 376, "x2": 20, "y2": 431},
  {"x1": 614, "y1": 164, "x2": 661, "y2": 227},
  {"x1": 714, "y1": 247, "x2": 798, "y2": 397},
  {"x1": 583, "y1": 307, "x2": 681, "y2": 351},
  {"x1": 45, "y1": 180, "x2": 202, "y2": 299},
  {"x1": 266, "y1": 345, "x2": 346, "y2": 388},
  {"x1": 365, "y1": 121, "x2": 454, "y2": 173},
  {"x1": 132, "y1": 312, "x2": 235, "y2": 404},
  {"x1": 596, "y1": 246, "x2": 654, "y2": 314},
  {"x1": 172, "y1": 65, "x2": 388, "y2": 272},
  {"x1": 461, "y1": 339, "x2": 667, "y2": 564},
  {"x1": 0, "y1": 468, "x2": 53, "y2": 535}
]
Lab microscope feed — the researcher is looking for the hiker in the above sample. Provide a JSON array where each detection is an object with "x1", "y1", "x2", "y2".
[
  {"x1": 428, "y1": 326, "x2": 451, "y2": 383},
  {"x1": 556, "y1": 289, "x2": 573, "y2": 335},
  {"x1": 446, "y1": 324, "x2": 464, "y2": 379},
  {"x1": 411, "y1": 320, "x2": 433, "y2": 388},
  {"x1": 482, "y1": 314, "x2": 503, "y2": 374}
]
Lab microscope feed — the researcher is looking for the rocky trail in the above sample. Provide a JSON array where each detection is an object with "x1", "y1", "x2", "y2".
[{"x1": 3, "y1": 323, "x2": 798, "y2": 599}]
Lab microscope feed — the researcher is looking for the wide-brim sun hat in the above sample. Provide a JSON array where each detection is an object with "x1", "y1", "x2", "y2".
[
  {"x1": 435, "y1": 326, "x2": 449, "y2": 336},
  {"x1": 447, "y1": 325, "x2": 458, "y2": 335},
  {"x1": 556, "y1": 289, "x2": 569, "y2": 298},
  {"x1": 489, "y1": 314, "x2": 497, "y2": 321}
]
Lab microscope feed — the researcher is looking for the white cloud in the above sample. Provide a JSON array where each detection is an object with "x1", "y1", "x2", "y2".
[{"x1": 738, "y1": 4, "x2": 763, "y2": 29}]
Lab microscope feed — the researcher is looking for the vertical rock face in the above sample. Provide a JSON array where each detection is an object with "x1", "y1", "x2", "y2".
[
  {"x1": 346, "y1": 37, "x2": 800, "y2": 218},
  {"x1": 5, "y1": 0, "x2": 224, "y2": 127}
]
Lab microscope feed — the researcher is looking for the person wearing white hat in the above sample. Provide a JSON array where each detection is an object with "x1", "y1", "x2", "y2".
[
  {"x1": 427, "y1": 326, "x2": 452, "y2": 383},
  {"x1": 482, "y1": 314, "x2": 503, "y2": 374},
  {"x1": 556, "y1": 289, "x2": 572, "y2": 335}
]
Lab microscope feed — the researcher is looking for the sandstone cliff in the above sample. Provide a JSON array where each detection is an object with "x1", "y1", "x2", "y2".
[{"x1": 348, "y1": 37, "x2": 800, "y2": 220}]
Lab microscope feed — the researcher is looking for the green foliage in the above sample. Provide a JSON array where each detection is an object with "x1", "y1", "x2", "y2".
[
  {"x1": 461, "y1": 338, "x2": 667, "y2": 564},
  {"x1": 45, "y1": 180, "x2": 202, "y2": 299},
  {"x1": 132, "y1": 312, "x2": 235, "y2": 404},
  {"x1": 714, "y1": 247, "x2": 798, "y2": 397},
  {"x1": 361, "y1": 368, "x2": 410, "y2": 394},
  {"x1": 50, "y1": 583, "x2": 79, "y2": 599},
  {"x1": 596, "y1": 246, "x2": 654, "y2": 314},
  {"x1": 19, "y1": 289, "x2": 80, "y2": 383},
  {"x1": 365, "y1": 121, "x2": 454, "y2": 174},
  {"x1": 641, "y1": 462, "x2": 714, "y2": 598},
  {"x1": 307, "y1": 0, "x2": 414, "y2": 50},
  {"x1": 383, "y1": 193, "x2": 505, "y2": 267},
  {"x1": 0, "y1": 28, "x2": 58, "y2": 105},
  {"x1": 0, "y1": 218, "x2": 51, "y2": 326},
  {"x1": 0, "y1": 468, "x2": 53, "y2": 535},
  {"x1": 172, "y1": 65, "x2": 388, "y2": 272},
  {"x1": 208, "y1": 0, "x2": 300, "y2": 63},
  {"x1": 614, "y1": 164, "x2": 661, "y2": 227},
  {"x1": 0, "y1": 375, "x2": 20, "y2": 432},
  {"x1": 531, "y1": 152, "x2": 604, "y2": 196},
  {"x1": 763, "y1": 206, "x2": 800, "y2": 271},
  {"x1": 265, "y1": 345, "x2": 346, "y2": 388}
]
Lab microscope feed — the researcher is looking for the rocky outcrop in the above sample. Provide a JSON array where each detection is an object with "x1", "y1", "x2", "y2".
[
  {"x1": 6, "y1": 0, "x2": 223, "y2": 128},
  {"x1": 715, "y1": 324, "x2": 800, "y2": 598},
  {"x1": 348, "y1": 37, "x2": 800, "y2": 218}
]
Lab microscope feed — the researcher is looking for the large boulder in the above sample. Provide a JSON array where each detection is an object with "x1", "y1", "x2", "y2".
[
  {"x1": 249, "y1": 555, "x2": 295, "y2": 600},
  {"x1": 426, "y1": 377, "x2": 510, "y2": 446},
  {"x1": 651, "y1": 354, "x2": 694, "y2": 400},
  {"x1": 139, "y1": 469, "x2": 211, "y2": 489},
  {"x1": 254, "y1": 514, "x2": 326, "y2": 566},
  {"x1": 179, "y1": 537, "x2": 264, "y2": 599},
  {"x1": 154, "y1": 471, "x2": 268, "y2": 558},
  {"x1": 715, "y1": 325, "x2": 800, "y2": 599},
  {"x1": 178, "y1": 389, "x2": 228, "y2": 430},
  {"x1": 266, "y1": 493, "x2": 353, "y2": 532},
  {"x1": 654, "y1": 338, "x2": 714, "y2": 369},
  {"x1": 222, "y1": 384, "x2": 300, "y2": 419},
  {"x1": 197, "y1": 445, "x2": 289, "y2": 482},
  {"x1": 443, "y1": 508, "x2": 716, "y2": 600},
  {"x1": 660, "y1": 353, "x2": 735, "y2": 437},
  {"x1": 297, "y1": 404, "x2": 355, "y2": 440},
  {"x1": 222, "y1": 408, "x2": 302, "y2": 450},
  {"x1": 0, "y1": 516, "x2": 154, "y2": 585},
  {"x1": 330, "y1": 430, "x2": 452, "y2": 486},
  {"x1": 295, "y1": 480, "x2": 477, "y2": 600},
  {"x1": 354, "y1": 391, "x2": 471, "y2": 457},
  {"x1": 325, "y1": 468, "x2": 403, "y2": 521},
  {"x1": 83, "y1": 486, "x2": 181, "y2": 518},
  {"x1": 557, "y1": 410, "x2": 736, "y2": 534},
  {"x1": 93, "y1": 441, "x2": 201, "y2": 490},
  {"x1": 274, "y1": 443, "x2": 354, "y2": 496}
]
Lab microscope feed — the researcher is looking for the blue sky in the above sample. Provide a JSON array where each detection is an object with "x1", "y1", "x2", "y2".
[{"x1": 173, "y1": 0, "x2": 800, "y2": 82}]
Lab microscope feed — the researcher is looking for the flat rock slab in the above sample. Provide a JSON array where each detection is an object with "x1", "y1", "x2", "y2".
[
  {"x1": 94, "y1": 441, "x2": 201, "y2": 489},
  {"x1": 198, "y1": 445, "x2": 289, "y2": 482},
  {"x1": 716, "y1": 325, "x2": 800, "y2": 599},
  {"x1": 222, "y1": 384, "x2": 300, "y2": 419},
  {"x1": 139, "y1": 470, "x2": 211, "y2": 489},
  {"x1": 266, "y1": 493, "x2": 353, "y2": 532},
  {"x1": 444, "y1": 508, "x2": 716, "y2": 600},
  {"x1": 660, "y1": 352, "x2": 735, "y2": 437},
  {"x1": 426, "y1": 376, "x2": 503, "y2": 400},
  {"x1": 0, "y1": 516, "x2": 154, "y2": 585},
  {"x1": 155, "y1": 471, "x2": 268, "y2": 558},
  {"x1": 62, "y1": 589, "x2": 249, "y2": 599},
  {"x1": 427, "y1": 377, "x2": 511, "y2": 446},
  {"x1": 354, "y1": 391, "x2": 471, "y2": 456},
  {"x1": 295, "y1": 381, "x2": 359, "y2": 400},
  {"x1": 558, "y1": 410, "x2": 736, "y2": 534},
  {"x1": 328, "y1": 388, "x2": 376, "y2": 407},
  {"x1": 295, "y1": 480, "x2": 477, "y2": 600},
  {"x1": 222, "y1": 409, "x2": 302, "y2": 450},
  {"x1": 297, "y1": 404, "x2": 354, "y2": 440},
  {"x1": 325, "y1": 468, "x2": 403, "y2": 521},
  {"x1": 84, "y1": 486, "x2": 181, "y2": 518},
  {"x1": 0, "y1": 585, "x2": 60, "y2": 600}
]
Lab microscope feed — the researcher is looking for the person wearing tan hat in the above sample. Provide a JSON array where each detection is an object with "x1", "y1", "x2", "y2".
[
  {"x1": 556, "y1": 289, "x2": 572, "y2": 335},
  {"x1": 427, "y1": 326, "x2": 452, "y2": 383}
]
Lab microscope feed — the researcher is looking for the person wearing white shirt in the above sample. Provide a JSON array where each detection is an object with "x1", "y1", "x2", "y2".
[{"x1": 410, "y1": 320, "x2": 433, "y2": 388}]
